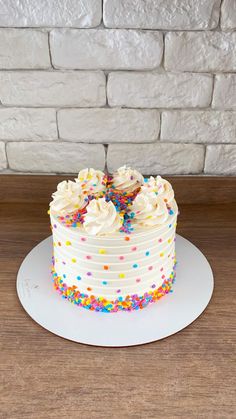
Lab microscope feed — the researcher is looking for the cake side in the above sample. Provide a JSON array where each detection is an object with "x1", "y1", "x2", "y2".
[
  {"x1": 51, "y1": 204, "x2": 177, "y2": 300},
  {"x1": 49, "y1": 166, "x2": 178, "y2": 312}
]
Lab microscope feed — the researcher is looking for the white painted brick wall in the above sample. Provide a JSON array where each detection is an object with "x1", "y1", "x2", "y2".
[
  {"x1": 212, "y1": 75, "x2": 236, "y2": 110},
  {"x1": 0, "y1": 0, "x2": 235, "y2": 175},
  {"x1": 104, "y1": 0, "x2": 221, "y2": 30},
  {"x1": 165, "y1": 32, "x2": 236, "y2": 72},
  {"x1": 0, "y1": 71, "x2": 106, "y2": 107},
  {"x1": 0, "y1": 29, "x2": 50, "y2": 69},
  {"x1": 58, "y1": 109, "x2": 160, "y2": 142},
  {"x1": 205, "y1": 145, "x2": 236, "y2": 174},
  {"x1": 221, "y1": 0, "x2": 236, "y2": 30},
  {"x1": 7, "y1": 142, "x2": 105, "y2": 173},
  {"x1": 107, "y1": 72, "x2": 213, "y2": 108},
  {"x1": 0, "y1": 142, "x2": 7, "y2": 171},
  {"x1": 50, "y1": 29, "x2": 163, "y2": 70},
  {"x1": 107, "y1": 143, "x2": 205, "y2": 175},
  {"x1": 161, "y1": 111, "x2": 236, "y2": 144},
  {"x1": 0, "y1": 108, "x2": 57, "y2": 141},
  {"x1": 0, "y1": 0, "x2": 102, "y2": 28}
]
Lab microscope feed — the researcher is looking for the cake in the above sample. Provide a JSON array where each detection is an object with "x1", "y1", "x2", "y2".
[{"x1": 49, "y1": 166, "x2": 178, "y2": 313}]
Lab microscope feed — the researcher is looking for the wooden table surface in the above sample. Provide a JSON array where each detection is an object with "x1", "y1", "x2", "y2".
[{"x1": 0, "y1": 176, "x2": 235, "y2": 419}]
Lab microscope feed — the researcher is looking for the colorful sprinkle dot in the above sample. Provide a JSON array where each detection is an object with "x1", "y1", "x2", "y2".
[
  {"x1": 145, "y1": 251, "x2": 150, "y2": 256},
  {"x1": 87, "y1": 272, "x2": 92, "y2": 276},
  {"x1": 72, "y1": 258, "x2": 76, "y2": 263},
  {"x1": 63, "y1": 274, "x2": 66, "y2": 278},
  {"x1": 136, "y1": 278, "x2": 141, "y2": 283},
  {"x1": 58, "y1": 242, "x2": 61, "y2": 246},
  {"x1": 160, "y1": 252, "x2": 164, "y2": 257},
  {"x1": 158, "y1": 238, "x2": 162, "y2": 243},
  {"x1": 99, "y1": 249, "x2": 106, "y2": 254},
  {"x1": 102, "y1": 281, "x2": 108, "y2": 285},
  {"x1": 125, "y1": 236, "x2": 130, "y2": 241},
  {"x1": 77, "y1": 276, "x2": 81, "y2": 280},
  {"x1": 65, "y1": 241, "x2": 71, "y2": 246},
  {"x1": 133, "y1": 263, "x2": 138, "y2": 268},
  {"x1": 81, "y1": 237, "x2": 86, "y2": 242},
  {"x1": 86, "y1": 255, "x2": 92, "y2": 259},
  {"x1": 119, "y1": 273, "x2": 125, "y2": 278},
  {"x1": 119, "y1": 256, "x2": 125, "y2": 260},
  {"x1": 168, "y1": 239, "x2": 171, "y2": 243},
  {"x1": 148, "y1": 266, "x2": 153, "y2": 271},
  {"x1": 52, "y1": 259, "x2": 177, "y2": 313},
  {"x1": 103, "y1": 265, "x2": 109, "y2": 270},
  {"x1": 131, "y1": 246, "x2": 137, "y2": 251}
]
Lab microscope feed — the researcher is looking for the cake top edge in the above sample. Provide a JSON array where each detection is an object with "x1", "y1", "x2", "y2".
[{"x1": 49, "y1": 166, "x2": 177, "y2": 236}]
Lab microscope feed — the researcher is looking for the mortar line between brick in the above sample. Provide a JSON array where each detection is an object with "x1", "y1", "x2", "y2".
[
  {"x1": 209, "y1": 74, "x2": 216, "y2": 108},
  {"x1": 47, "y1": 32, "x2": 53, "y2": 69}
]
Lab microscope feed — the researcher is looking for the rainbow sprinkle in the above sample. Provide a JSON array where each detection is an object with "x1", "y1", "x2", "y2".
[
  {"x1": 54, "y1": 180, "x2": 142, "y2": 234},
  {"x1": 51, "y1": 262, "x2": 177, "y2": 313}
]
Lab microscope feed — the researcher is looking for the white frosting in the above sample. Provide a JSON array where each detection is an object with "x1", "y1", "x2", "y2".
[
  {"x1": 112, "y1": 165, "x2": 144, "y2": 193},
  {"x1": 130, "y1": 190, "x2": 169, "y2": 227},
  {"x1": 83, "y1": 198, "x2": 123, "y2": 236},
  {"x1": 50, "y1": 201, "x2": 177, "y2": 300},
  {"x1": 75, "y1": 168, "x2": 106, "y2": 194},
  {"x1": 50, "y1": 180, "x2": 86, "y2": 216},
  {"x1": 50, "y1": 168, "x2": 178, "y2": 302},
  {"x1": 141, "y1": 176, "x2": 174, "y2": 203}
]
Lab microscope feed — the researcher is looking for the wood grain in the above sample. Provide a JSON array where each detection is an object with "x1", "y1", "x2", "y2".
[
  {"x1": 0, "y1": 178, "x2": 236, "y2": 419},
  {"x1": 0, "y1": 175, "x2": 236, "y2": 204}
]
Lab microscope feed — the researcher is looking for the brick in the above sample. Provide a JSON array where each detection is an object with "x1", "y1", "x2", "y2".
[
  {"x1": 221, "y1": 0, "x2": 236, "y2": 30},
  {"x1": 107, "y1": 143, "x2": 205, "y2": 174},
  {"x1": 165, "y1": 32, "x2": 236, "y2": 72},
  {"x1": 205, "y1": 145, "x2": 236, "y2": 174},
  {"x1": 0, "y1": 71, "x2": 106, "y2": 107},
  {"x1": 0, "y1": 29, "x2": 50, "y2": 69},
  {"x1": 0, "y1": 108, "x2": 57, "y2": 141},
  {"x1": 104, "y1": 0, "x2": 220, "y2": 30},
  {"x1": 212, "y1": 74, "x2": 236, "y2": 110},
  {"x1": 0, "y1": 142, "x2": 7, "y2": 171},
  {"x1": 161, "y1": 111, "x2": 236, "y2": 144},
  {"x1": 7, "y1": 142, "x2": 105, "y2": 173},
  {"x1": 58, "y1": 109, "x2": 160, "y2": 142},
  {"x1": 50, "y1": 29, "x2": 163, "y2": 70},
  {"x1": 0, "y1": 0, "x2": 101, "y2": 28},
  {"x1": 107, "y1": 72, "x2": 213, "y2": 108}
]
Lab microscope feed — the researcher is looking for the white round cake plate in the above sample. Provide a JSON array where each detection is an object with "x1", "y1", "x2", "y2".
[{"x1": 16, "y1": 235, "x2": 214, "y2": 347}]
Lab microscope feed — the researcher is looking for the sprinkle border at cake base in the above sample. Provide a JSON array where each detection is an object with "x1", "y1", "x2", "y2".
[{"x1": 51, "y1": 261, "x2": 177, "y2": 313}]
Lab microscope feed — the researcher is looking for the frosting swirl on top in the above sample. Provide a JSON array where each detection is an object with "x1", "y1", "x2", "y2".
[
  {"x1": 75, "y1": 168, "x2": 106, "y2": 194},
  {"x1": 141, "y1": 176, "x2": 174, "y2": 204},
  {"x1": 84, "y1": 198, "x2": 123, "y2": 235},
  {"x1": 50, "y1": 180, "x2": 86, "y2": 216},
  {"x1": 130, "y1": 191, "x2": 169, "y2": 227},
  {"x1": 112, "y1": 166, "x2": 144, "y2": 193}
]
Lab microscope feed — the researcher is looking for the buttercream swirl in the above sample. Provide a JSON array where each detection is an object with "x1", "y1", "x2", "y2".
[
  {"x1": 84, "y1": 198, "x2": 123, "y2": 235},
  {"x1": 130, "y1": 190, "x2": 169, "y2": 227},
  {"x1": 50, "y1": 180, "x2": 86, "y2": 216},
  {"x1": 141, "y1": 176, "x2": 174, "y2": 204},
  {"x1": 112, "y1": 166, "x2": 144, "y2": 193},
  {"x1": 75, "y1": 168, "x2": 106, "y2": 194}
]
